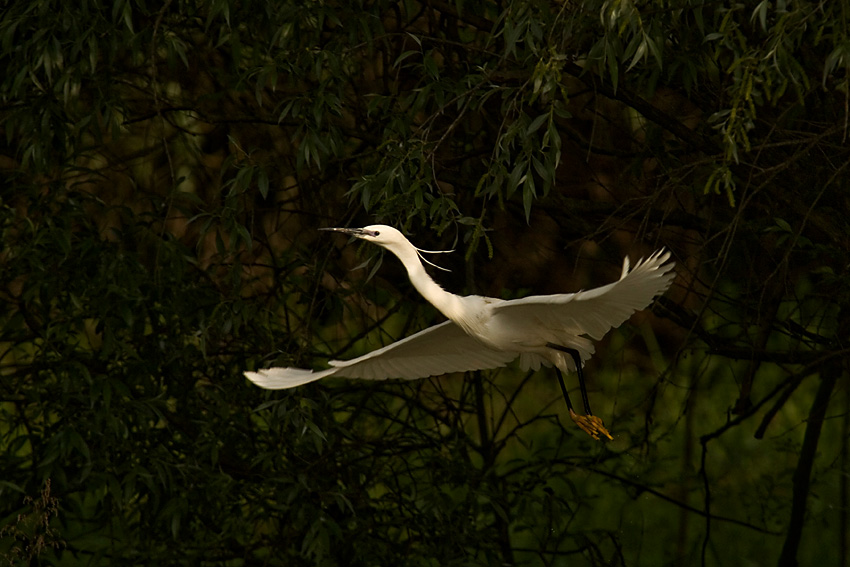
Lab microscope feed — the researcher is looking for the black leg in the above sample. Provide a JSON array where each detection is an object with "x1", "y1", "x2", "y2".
[
  {"x1": 554, "y1": 367, "x2": 574, "y2": 413},
  {"x1": 547, "y1": 343, "x2": 613, "y2": 441},
  {"x1": 547, "y1": 343, "x2": 592, "y2": 416}
]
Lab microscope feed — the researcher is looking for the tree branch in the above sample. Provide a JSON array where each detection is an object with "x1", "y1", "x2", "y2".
[{"x1": 777, "y1": 346, "x2": 843, "y2": 566}]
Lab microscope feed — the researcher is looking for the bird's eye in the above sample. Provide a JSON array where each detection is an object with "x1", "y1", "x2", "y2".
[{"x1": 373, "y1": 231, "x2": 380, "y2": 236}]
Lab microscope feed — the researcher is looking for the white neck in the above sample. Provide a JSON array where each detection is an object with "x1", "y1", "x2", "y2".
[{"x1": 389, "y1": 242, "x2": 464, "y2": 321}]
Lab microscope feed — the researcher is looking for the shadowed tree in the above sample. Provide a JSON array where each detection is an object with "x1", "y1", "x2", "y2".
[{"x1": 1, "y1": 1, "x2": 848, "y2": 565}]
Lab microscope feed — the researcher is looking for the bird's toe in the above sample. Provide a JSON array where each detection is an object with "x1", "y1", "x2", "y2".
[{"x1": 569, "y1": 410, "x2": 613, "y2": 441}]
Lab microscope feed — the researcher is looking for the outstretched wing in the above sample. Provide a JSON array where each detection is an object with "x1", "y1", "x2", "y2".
[
  {"x1": 244, "y1": 320, "x2": 518, "y2": 389},
  {"x1": 493, "y1": 249, "x2": 675, "y2": 343}
]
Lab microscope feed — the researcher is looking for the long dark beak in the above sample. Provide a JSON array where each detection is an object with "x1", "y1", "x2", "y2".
[
  {"x1": 319, "y1": 227, "x2": 356, "y2": 235},
  {"x1": 318, "y1": 227, "x2": 377, "y2": 237}
]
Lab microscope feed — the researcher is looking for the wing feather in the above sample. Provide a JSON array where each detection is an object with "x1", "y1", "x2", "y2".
[
  {"x1": 493, "y1": 250, "x2": 675, "y2": 341},
  {"x1": 244, "y1": 320, "x2": 518, "y2": 389},
  {"x1": 328, "y1": 320, "x2": 517, "y2": 380}
]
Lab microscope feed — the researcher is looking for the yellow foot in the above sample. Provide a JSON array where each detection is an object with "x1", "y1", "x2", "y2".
[{"x1": 569, "y1": 409, "x2": 613, "y2": 441}]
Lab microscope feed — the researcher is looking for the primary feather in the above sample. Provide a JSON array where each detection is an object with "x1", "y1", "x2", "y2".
[{"x1": 244, "y1": 321, "x2": 516, "y2": 389}]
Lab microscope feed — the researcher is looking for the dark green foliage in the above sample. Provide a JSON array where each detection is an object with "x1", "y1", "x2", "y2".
[{"x1": 1, "y1": 0, "x2": 849, "y2": 565}]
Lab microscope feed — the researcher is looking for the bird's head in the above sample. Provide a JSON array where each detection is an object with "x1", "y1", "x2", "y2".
[
  {"x1": 319, "y1": 225, "x2": 402, "y2": 248},
  {"x1": 320, "y1": 225, "x2": 453, "y2": 270}
]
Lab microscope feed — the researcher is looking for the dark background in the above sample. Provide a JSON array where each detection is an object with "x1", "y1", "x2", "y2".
[{"x1": 1, "y1": 1, "x2": 847, "y2": 565}]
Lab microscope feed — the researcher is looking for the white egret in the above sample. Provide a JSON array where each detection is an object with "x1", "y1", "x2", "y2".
[{"x1": 245, "y1": 225, "x2": 675, "y2": 440}]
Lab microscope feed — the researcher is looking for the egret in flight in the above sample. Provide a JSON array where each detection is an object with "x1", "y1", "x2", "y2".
[{"x1": 245, "y1": 225, "x2": 675, "y2": 440}]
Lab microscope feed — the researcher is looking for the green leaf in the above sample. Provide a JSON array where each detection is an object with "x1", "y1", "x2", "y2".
[
  {"x1": 522, "y1": 175, "x2": 536, "y2": 221},
  {"x1": 507, "y1": 161, "x2": 526, "y2": 196},
  {"x1": 393, "y1": 50, "x2": 420, "y2": 69},
  {"x1": 751, "y1": 0, "x2": 769, "y2": 32},
  {"x1": 627, "y1": 39, "x2": 647, "y2": 71},
  {"x1": 258, "y1": 168, "x2": 269, "y2": 199},
  {"x1": 526, "y1": 113, "x2": 548, "y2": 136},
  {"x1": 774, "y1": 218, "x2": 792, "y2": 232}
]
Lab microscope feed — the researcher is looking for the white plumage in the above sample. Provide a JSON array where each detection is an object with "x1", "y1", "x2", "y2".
[{"x1": 245, "y1": 225, "x2": 675, "y2": 439}]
